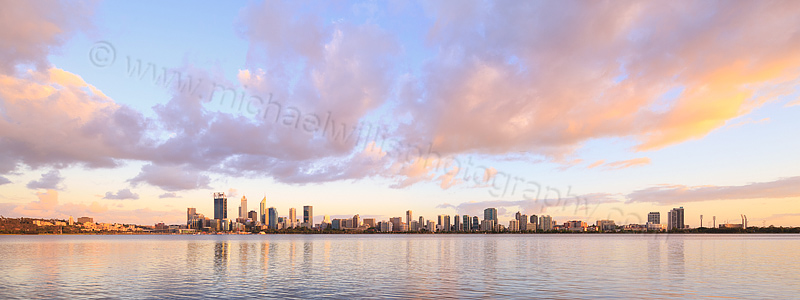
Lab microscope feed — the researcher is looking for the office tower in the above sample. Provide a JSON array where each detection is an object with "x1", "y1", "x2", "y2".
[
  {"x1": 418, "y1": 216, "x2": 424, "y2": 230},
  {"x1": 453, "y1": 215, "x2": 461, "y2": 231},
  {"x1": 516, "y1": 213, "x2": 528, "y2": 231},
  {"x1": 667, "y1": 207, "x2": 685, "y2": 230},
  {"x1": 289, "y1": 208, "x2": 297, "y2": 228},
  {"x1": 353, "y1": 214, "x2": 361, "y2": 228},
  {"x1": 213, "y1": 192, "x2": 227, "y2": 220},
  {"x1": 472, "y1": 216, "x2": 480, "y2": 231},
  {"x1": 539, "y1": 215, "x2": 553, "y2": 231},
  {"x1": 648, "y1": 212, "x2": 660, "y2": 224},
  {"x1": 427, "y1": 220, "x2": 436, "y2": 232},
  {"x1": 406, "y1": 210, "x2": 413, "y2": 227},
  {"x1": 390, "y1": 217, "x2": 403, "y2": 232},
  {"x1": 268, "y1": 207, "x2": 278, "y2": 229},
  {"x1": 303, "y1": 206, "x2": 313, "y2": 228},
  {"x1": 509, "y1": 219, "x2": 519, "y2": 231},
  {"x1": 380, "y1": 221, "x2": 393, "y2": 232},
  {"x1": 363, "y1": 218, "x2": 376, "y2": 227},
  {"x1": 239, "y1": 195, "x2": 247, "y2": 220},
  {"x1": 248, "y1": 210, "x2": 257, "y2": 221},
  {"x1": 481, "y1": 219, "x2": 496, "y2": 231},
  {"x1": 187, "y1": 208, "x2": 196, "y2": 225},
  {"x1": 463, "y1": 215, "x2": 471, "y2": 231},
  {"x1": 437, "y1": 215, "x2": 444, "y2": 227},
  {"x1": 484, "y1": 208, "x2": 498, "y2": 223},
  {"x1": 443, "y1": 215, "x2": 451, "y2": 231},
  {"x1": 259, "y1": 196, "x2": 267, "y2": 225},
  {"x1": 332, "y1": 219, "x2": 342, "y2": 230}
]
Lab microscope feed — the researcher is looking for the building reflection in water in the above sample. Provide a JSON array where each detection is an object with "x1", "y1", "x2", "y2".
[
  {"x1": 667, "y1": 237, "x2": 685, "y2": 283},
  {"x1": 213, "y1": 241, "x2": 230, "y2": 281}
]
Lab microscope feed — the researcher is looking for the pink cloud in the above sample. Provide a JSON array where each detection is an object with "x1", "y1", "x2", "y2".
[{"x1": 627, "y1": 176, "x2": 800, "y2": 205}]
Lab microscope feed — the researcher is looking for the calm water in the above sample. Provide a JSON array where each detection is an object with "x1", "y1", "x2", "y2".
[{"x1": 0, "y1": 234, "x2": 798, "y2": 299}]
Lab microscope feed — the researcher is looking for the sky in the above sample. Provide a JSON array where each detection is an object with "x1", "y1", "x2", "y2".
[{"x1": 0, "y1": 0, "x2": 799, "y2": 227}]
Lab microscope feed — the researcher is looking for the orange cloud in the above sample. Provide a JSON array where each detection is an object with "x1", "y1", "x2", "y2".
[{"x1": 603, "y1": 158, "x2": 651, "y2": 170}]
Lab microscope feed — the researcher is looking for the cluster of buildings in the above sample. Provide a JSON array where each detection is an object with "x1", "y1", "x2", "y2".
[
  {"x1": 185, "y1": 193, "x2": 697, "y2": 234},
  {"x1": 31, "y1": 216, "x2": 145, "y2": 232}
]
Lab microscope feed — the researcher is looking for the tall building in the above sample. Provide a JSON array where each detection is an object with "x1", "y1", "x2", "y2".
[
  {"x1": 238, "y1": 196, "x2": 247, "y2": 220},
  {"x1": 353, "y1": 214, "x2": 361, "y2": 228},
  {"x1": 363, "y1": 218, "x2": 375, "y2": 228},
  {"x1": 390, "y1": 217, "x2": 403, "y2": 232},
  {"x1": 484, "y1": 208, "x2": 498, "y2": 223},
  {"x1": 463, "y1": 215, "x2": 471, "y2": 231},
  {"x1": 418, "y1": 216, "x2": 425, "y2": 230},
  {"x1": 443, "y1": 215, "x2": 451, "y2": 231},
  {"x1": 453, "y1": 215, "x2": 461, "y2": 231},
  {"x1": 597, "y1": 220, "x2": 616, "y2": 232},
  {"x1": 648, "y1": 212, "x2": 661, "y2": 224},
  {"x1": 268, "y1": 207, "x2": 278, "y2": 229},
  {"x1": 516, "y1": 212, "x2": 528, "y2": 231},
  {"x1": 68, "y1": 216, "x2": 74, "y2": 226},
  {"x1": 667, "y1": 207, "x2": 685, "y2": 230},
  {"x1": 187, "y1": 208, "x2": 196, "y2": 225},
  {"x1": 406, "y1": 210, "x2": 413, "y2": 227},
  {"x1": 259, "y1": 196, "x2": 267, "y2": 225},
  {"x1": 303, "y1": 206, "x2": 313, "y2": 228},
  {"x1": 248, "y1": 210, "x2": 258, "y2": 221},
  {"x1": 472, "y1": 216, "x2": 480, "y2": 231},
  {"x1": 289, "y1": 208, "x2": 297, "y2": 228},
  {"x1": 539, "y1": 215, "x2": 553, "y2": 231},
  {"x1": 213, "y1": 192, "x2": 227, "y2": 220}
]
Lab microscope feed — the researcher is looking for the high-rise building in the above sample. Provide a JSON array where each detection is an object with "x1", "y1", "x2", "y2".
[
  {"x1": 418, "y1": 216, "x2": 425, "y2": 230},
  {"x1": 390, "y1": 217, "x2": 403, "y2": 232},
  {"x1": 248, "y1": 210, "x2": 258, "y2": 221},
  {"x1": 68, "y1": 216, "x2": 74, "y2": 226},
  {"x1": 406, "y1": 210, "x2": 413, "y2": 227},
  {"x1": 353, "y1": 214, "x2": 361, "y2": 228},
  {"x1": 472, "y1": 216, "x2": 480, "y2": 231},
  {"x1": 463, "y1": 215, "x2": 471, "y2": 231},
  {"x1": 667, "y1": 207, "x2": 685, "y2": 230},
  {"x1": 509, "y1": 219, "x2": 519, "y2": 232},
  {"x1": 187, "y1": 208, "x2": 196, "y2": 225},
  {"x1": 303, "y1": 206, "x2": 313, "y2": 228},
  {"x1": 648, "y1": 212, "x2": 661, "y2": 224},
  {"x1": 484, "y1": 208, "x2": 498, "y2": 223},
  {"x1": 539, "y1": 215, "x2": 553, "y2": 231},
  {"x1": 259, "y1": 196, "x2": 267, "y2": 225},
  {"x1": 213, "y1": 192, "x2": 227, "y2": 220},
  {"x1": 516, "y1": 212, "x2": 528, "y2": 231},
  {"x1": 268, "y1": 207, "x2": 278, "y2": 229},
  {"x1": 453, "y1": 215, "x2": 461, "y2": 231},
  {"x1": 443, "y1": 215, "x2": 451, "y2": 231},
  {"x1": 363, "y1": 218, "x2": 375, "y2": 228},
  {"x1": 239, "y1": 196, "x2": 247, "y2": 220},
  {"x1": 426, "y1": 220, "x2": 436, "y2": 232},
  {"x1": 289, "y1": 208, "x2": 297, "y2": 228}
]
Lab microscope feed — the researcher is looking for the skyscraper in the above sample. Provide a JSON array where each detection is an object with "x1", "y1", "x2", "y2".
[
  {"x1": 484, "y1": 208, "x2": 498, "y2": 223},
  {"x1": 472, "y1": 216, "x2": 480, "y2": 231},
  {"x1": 648, "y1": 212, "x2": 660, "y2": 224},
  {"x1": 289, "y1": 208, "x2": 297, "y2": 228},
  {"x1": 187, "y1": 207, "x2": 196, "y2": 225},
  {"x1": 213, "y1": 192, "x2": 227, "y2": 220},
  {"x1": 268, "y1": 207, "x2": 278, "y2": 229},
  {"x1": 406, "y1": 210, "x2": 413, "y2": 227},
  {"x1": 463, "y1": 215, "x2": 471, "y2": 231},
  {"x1": 259, "y1": 196, "x2": 267, "y2": 225},
  {"x1": 667, "y1": 207, "x2": 685, "y2": 230},
  {"x1": 443, "y1": 215, "x2": 451, "y2": 231},
  {"x1": 239, "y1": 195, "x2": 247, "y2": 220},
  {"x1": 353, "y1": 214, "x2": 361, "y2": 228},
  {"x1": 453, "y1": 214, "x2": 461, "y2": 231},
  {"x1": 303, "y1": 205, "x2": 313, "y2": 228},
  {"x1": 539, "y1": 215, "x2": 553, "y2": 231}
]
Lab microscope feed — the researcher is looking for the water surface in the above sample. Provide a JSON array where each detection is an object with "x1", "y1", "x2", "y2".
[{"x1": 1, "y1": 234, "x2": 797, "y2": 299}]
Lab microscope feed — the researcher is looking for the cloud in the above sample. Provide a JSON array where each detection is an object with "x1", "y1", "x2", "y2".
[
  {"x1": 725, "y1": 117, "x2": 770, "y2": 129},
  {"x1": 627, "y1": 176, "x2": 800, "y2": 205},
  {"x1": 0, "y1": 176, "x2": 11, "y2": 185},
  {"x1": 129, "y1": 164, "x2": 211, "y2": 192},
  {"x1": 102, "y1": 189, "x2": 140, "y2": 200},
  {"x1": 602, "y1": 157, "x2": 651, "y2": 170},
  {"x1": 26, "y1": 189, "x2": 59, "y2": 211},
  {"x1": 393, "y1": 1, "x2": 800, "y2": 158},
  {"x1": 587, "y1": 160, "x2": 605, "y2": 169},
  {"x1": 158, "y1": 192, "x2": 181, "y2": 199},
  {"x1": 26, "y1": 170, "x2": 64, "y2": 190},
  {"x1": 0, "y1": 0, "x2": 94, "y2": 74}
]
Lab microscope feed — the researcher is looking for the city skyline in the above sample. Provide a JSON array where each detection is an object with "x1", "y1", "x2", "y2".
[{"x1": 0, "y1": 1, "x2": 799, "y2": 227}]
